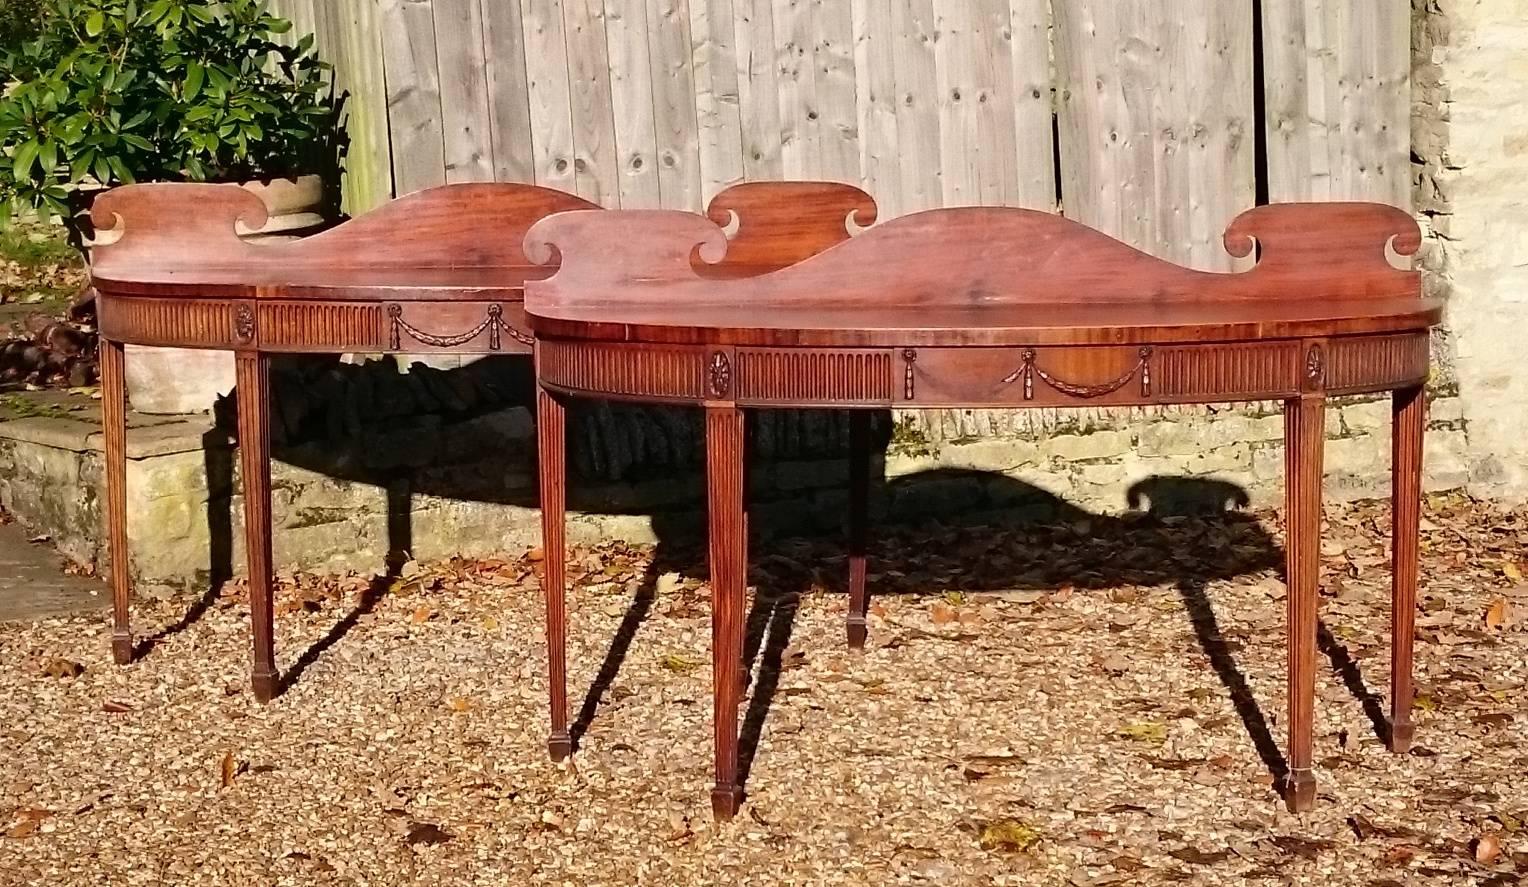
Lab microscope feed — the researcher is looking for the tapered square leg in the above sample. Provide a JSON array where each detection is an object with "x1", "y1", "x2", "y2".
[
  {"x1": 537, "y1": 387, "x2": 572, "y2": 760},
  {"x1": 1390, "y1": 385, "x2": 1424, "y2": 753},
  {"x1": 1283, "y1": 396, "x2": 1324, "y2": 812},
  {"x1": 101, "y1": 340, "x2": 133, "y2": 664},
  {"x1": 236, "y1": 353, "x2": 278, "y2": 702},
  {"x1": 847, "y1": 411, "x2": 871, "y2": 649},
  {"x1": 707, "y1": 404, "x2": 747, "y2": 821}
]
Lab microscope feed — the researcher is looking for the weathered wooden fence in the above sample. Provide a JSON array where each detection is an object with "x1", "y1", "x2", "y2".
[{"x1": 270, "y1": 0, "x2": 1411, "y2": 269}]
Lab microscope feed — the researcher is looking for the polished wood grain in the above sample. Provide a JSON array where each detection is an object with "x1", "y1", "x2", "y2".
[
  {"x1": 524, "y1": 202, "x2": 1436, "y2": 348},
  {"x1": 524, "y1": 199, "x2": 1439, "y2": 819},
  {"x1": 1283, "y1": 394, "x2": 1323, "y2": 812},
  {"x1": 846, "y1": 411, "x2": 871, "y2": 649},
  {"x1": 91, "y1": 179, "x2": 872, "y2": 707},
  {"x1": 536, "y1": 386, "x2": 572, "y2": 762},
  {"x1": 91, "y1": 183, "x2": 599, "y2": 300},
  {"x1": 89, "y1": 179, "x2": 1438, "y2": 822},
  {"x1": 706, "y1": 404, "x2": 747, "y2": 820},
  {"x1": 100, "y1": 339, "x2": 131, "y2": 665},
  {"x1": 1390, "y1": 385, "x2": 1425, "y2": 754},
  {"x1": 235, "y1": 352, "x2": 278, "y2": 703}
]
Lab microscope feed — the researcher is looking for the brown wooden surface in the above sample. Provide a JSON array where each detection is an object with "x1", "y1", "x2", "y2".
[
  {"x1": 1283, "y1": 394, "x2": 1323, "y2": 812},
  {"x1": 100, "y1": 339, "x2": 131, "y2": 665},
  {"x1": 525, "y1": 198, "x2": 1438, "y2": 820},
  {"x1": 524, "y1": 202, "x2": 1438, "y2": 348},
  {"x1": 90, "y1": 183, "x2": 598, "y2": 300},
  {"x1": 90, "y1": 180, "x2": 1437, "y2": 822},
  {"x1": 1390, "y1": 385, "x2": 1425, "y2": 754}
]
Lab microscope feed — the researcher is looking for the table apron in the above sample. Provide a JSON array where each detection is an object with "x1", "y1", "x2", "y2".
[
  {"x1": 95, "y1": 295, "x2": 535, "y2": 355},
  {"x1": 535, "y1": 334, "x2": 1430, "y2": 407}
]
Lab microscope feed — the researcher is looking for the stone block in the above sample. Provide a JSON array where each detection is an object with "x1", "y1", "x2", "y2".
[
  {"x1": 939, "y1": 437, "x2": 1044, "y2": 473},
  {"x1": 1043, "y1": 429, "x2": 1132, "y2": 463}
]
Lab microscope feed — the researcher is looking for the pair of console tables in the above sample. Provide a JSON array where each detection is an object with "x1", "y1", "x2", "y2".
[{"x1": 90, "y1": 181, "x2": 1439, "y2": 820}]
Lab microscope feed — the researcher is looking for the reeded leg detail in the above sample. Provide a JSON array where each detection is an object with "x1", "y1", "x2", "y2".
[
  {"x1": 537, "y1": 387, "x2": 572, "y2": 761},
  {"x1": 707, "y1": 404, "x2": 747, "y2": 821},
  {"x1": 1284, "y1": 396, "x2": 1325, "y2": 812},
  {"x1": 1390, "y1": 385, "x2": 1424, "y2": 753},
  {"x1": 847, "y1": 411, "x2": 870, "y2": 649},
  {"x1": 101, "y1": 339, "x2": 132, "y2": 665},
  {"x1": 236, "y1": 353, "x2": 278, "y2": 702}
]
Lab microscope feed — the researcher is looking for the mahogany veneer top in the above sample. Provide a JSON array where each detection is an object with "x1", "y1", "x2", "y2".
[
  {"x1": 88, "y1": 180, "x2": 874, "y2": 301},
  {"x1": 525, "y1": 202, "x2": 1442, "y2": 347}
]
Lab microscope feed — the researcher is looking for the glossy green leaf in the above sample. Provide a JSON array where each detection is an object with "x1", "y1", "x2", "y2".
[{"x1": 12, "y1": 140, "x2": 40, "y2": 179}]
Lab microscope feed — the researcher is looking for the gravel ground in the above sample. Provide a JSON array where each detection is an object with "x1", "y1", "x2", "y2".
[{"x1": 2, "y1": 493, "x2": 1526, "y2": 885}]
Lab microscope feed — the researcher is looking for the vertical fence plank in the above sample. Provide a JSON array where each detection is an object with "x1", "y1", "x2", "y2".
[
  {"x1": 810, "y1": 0, "x2": 858, "y2": 183},
  {"x1": 1262, "y1": 0, "x2": 1410, "y2": 208},
  {"x1": 432, "y1": 0, "x2": 494, "y2": 182},
  {"x1": 331, "y1": 0, "x2": 392, "y2": 211},
  {"x1": 972, "y1": 0, "x2": 1015, "y2": 206},
  {"x1": 267, "y1": 0, "x2": 391, "y2": 211},
  {"x1": 481, "y1": 0, "x2": 535, "y2": 183},
  {"x1": 649, "y1": 0, "x2": 704, "y2": 209},
  {"x1": 1007, "y1": 0, "x2": 1055, "y2": 211},
  {"x1": 934, "y1": 0, "x2": 978, "y2": 206},
  {"x1": 521, "y1": 0, "x2": 578, "y2": 194},
  {"x1": 379, "y1": 0, "x2": 447, "y2": 194},
  {"x1": 691, "y1": 0, "x2": 747, "y2": 202},
  {"x1": 890, "y1": 0, "x2": 941, "y2": 212},
  {"x1": 1055, "y1": 1, "x2": 1254, "y2": 269},
  {"x1": 562, "y1": 0, "x2": 620, "y2": 204},
  {"x1": 734, "y1": 0, "x2": 783, "y2": 182},
  {"x1": 851, "y1": 0, "x2": 900, "y2": 217},
  {"x1": 773, "y1": 0, "x2": 816, "y2": 179},
  {"x1": 603, "y1": 0, "x2": 661, "y2": 205}
]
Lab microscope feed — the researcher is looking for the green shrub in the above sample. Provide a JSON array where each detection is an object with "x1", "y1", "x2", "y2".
[
  {"x1": 0, "y1": 0, "x2": 336, "y2": 228},
  {"x1": 0, "y1": 0, "x2": 47, "y2": 47}
]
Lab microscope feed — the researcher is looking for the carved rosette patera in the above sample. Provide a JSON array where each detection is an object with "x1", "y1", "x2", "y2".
[
  {"x1": 386, "y1": 302, "x2": 532, "y2": 352},
  {"x1": 707, "y1": 350, "x2": 733, "y2": 399},
  {"x1": 1001, "y1": 346, "x2": 1154, "y2": 401},
  {"x1": 1304, "y1": 342, "x2": 1326, "y2": 392},
  {"x1": 233, "y1": 303, "x2": 256, "y2": 345}
]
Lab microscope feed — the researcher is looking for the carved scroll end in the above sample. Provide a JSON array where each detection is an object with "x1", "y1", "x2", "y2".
[
  {"x1": 90, "y1": 183, "x2": 269, "y2": 267},
  {"x1": 1222, "y1": 202, "x2": 1423, "y2": 281},
  {"x1": 524, "y1": 210, "x2": 729, "y2": 291},
  {"x1": 705, "y1": 181, "x2": 878, "y2": 266}
]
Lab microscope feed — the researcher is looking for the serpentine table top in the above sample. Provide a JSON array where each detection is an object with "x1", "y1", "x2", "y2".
[
  {"x1": 86, "y1": 180, "x2": 1440, "y2": 824},
  {"x1": 522, "y1": 200, "x2": 1442, "y2": 820}
]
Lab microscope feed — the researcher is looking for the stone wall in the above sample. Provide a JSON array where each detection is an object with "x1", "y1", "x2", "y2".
[
  {"x1": 1411, "y1": 0, "x2": 1528, "y2": 499},
  {"x1": 0, "y1": 387, "x2": 1472, "y2": 593}
]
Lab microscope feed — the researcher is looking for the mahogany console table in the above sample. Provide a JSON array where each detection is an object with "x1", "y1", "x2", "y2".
[
  {"x1": 524, "y1": 201, "x2": 1442, "y2": 819},
  {"x1": 89, "y1": 180, "x2": 869, "y2": 701}
]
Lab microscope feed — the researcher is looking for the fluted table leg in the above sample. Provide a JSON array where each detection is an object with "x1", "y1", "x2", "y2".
[
  {"x1": 707, "y1": 404, "x2": 746, "y2": 821},
  {"x1": 1284, "y1": 395, "x2": 1324, "y2": 812},
  {"x1": 101, "y1": 339, "x2": 132, "y2": 665},
  {"x1": 1390, "y1": 385, "x2": 1424, "y2": 753},
  {"x1": 847, "y1": 411, "x2": 871, "y2": 649},
  {"x1": 236, "y1": 352, "x2": 278, "y2": 702},
  {"x1": 537, "y1": 387, "x2": 572, "y2": 761}
]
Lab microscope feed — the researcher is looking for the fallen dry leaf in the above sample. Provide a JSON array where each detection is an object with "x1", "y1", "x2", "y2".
[
  {"x1": 978, "y1": 819, "x2": 1040, "y2": 853},
  {"x1": 39, "y1": 657, "x2": 83, "y2": 678},
  {"x1": 1116, "y1": 722, "x2": 1168, "y2": 744},
  {"x1": 219, "y1": 751, "x2": 247, "y2": 789},
  {"x1": 1485, "y1": 597, "x2": 1513, "y2": 630},
  {"x1": 661, "y1": 654, "x2": 703, "y2": 673},
  {"x1": 404, "y1": 821, "x2": 451, "y2": 847},
  {"x1": 1476, "y1": 832, "x2": 1502, "y2": 864}
]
